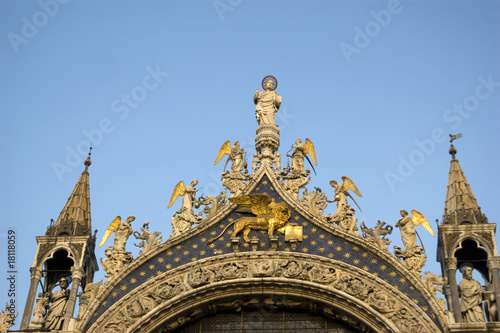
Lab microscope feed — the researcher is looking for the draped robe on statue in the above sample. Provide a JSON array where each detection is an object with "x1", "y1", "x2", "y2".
[{"x1": 254, "y1": 90, "x2": 281, "y2": 125}]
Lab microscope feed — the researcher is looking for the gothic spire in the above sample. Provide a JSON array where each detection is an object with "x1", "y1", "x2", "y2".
[
  {"x1": 442, "y1": 143, "x2": 487, "y2": 225},
  {"x1": 46, "y1": 149, "x2": 93, "y2": 236}
]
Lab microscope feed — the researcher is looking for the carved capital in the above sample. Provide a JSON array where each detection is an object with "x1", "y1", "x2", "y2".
[
  {"x1": 445, "y1": 258, "x2": 457, "y2": 271},
  {"x1": 71, "y1": 266, "x2": 85, "y2": 280},
  {"x1": 487, "y1": 257, "x2": 500, "y2": 271},
  {"x1": 29, "y1": 267, "x2": 42, "y2": 280}
]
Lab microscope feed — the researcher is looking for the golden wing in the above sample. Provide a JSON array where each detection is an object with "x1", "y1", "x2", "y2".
[
  {"x1": 98, "y1": 216, "x2": 121, "y2": 248},
  {"x1": 214, "y1": 141, "x2": 232, "y2": 165},
  {"x1": 167, "y1": 181, "x2": 185, "y2": 208},
  {"x1": 341, "y1": 176, "x2": 362, "y2": 197},
  {"x1": 303, "y1": 138, "x2": 317, "y2": 165},
  {"x1": 229, "y1": 193, "x2": 273, "y2": 216},
  {"x1": 411, "y1": 209, "x2": 436, "y2": 237}
]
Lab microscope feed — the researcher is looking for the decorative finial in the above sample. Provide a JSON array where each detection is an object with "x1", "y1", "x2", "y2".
[
  {"x1": 449, "y1": 133, "x2": 462, "y2": 160},
  {"x1": 449, "y1": 133, "x2": 462, "y2": 143},
  {"x1": 84, "y1": 147, "x2": 92, "y2": 169}
]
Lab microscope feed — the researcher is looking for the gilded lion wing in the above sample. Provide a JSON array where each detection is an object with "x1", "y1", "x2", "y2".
[
  {"x1": 303, "y1": 138, "x2": 317, "y2": 165},
  {"x1": 214, "y1": 141, "x2": 232, "y2": 165},
  {"x1": 167, "y1": 181, "x2": 185, "y2": 208},
  {"x1": 229, "y1": 194, "x2": 272, "y2": 216},
  {"x1": 98, "y1": 216, "x2": 121, "y2": 248},
  {"x1": 341, "y1": 176, "x2": 362, "y2": 197},
  {"x1": 411, "y1": 209, "x2": 436, "y2": 237}
]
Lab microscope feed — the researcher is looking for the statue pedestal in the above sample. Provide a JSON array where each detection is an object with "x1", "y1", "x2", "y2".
[{"x1": 255, "y1": 125, "x2": 279, "y2": 157}]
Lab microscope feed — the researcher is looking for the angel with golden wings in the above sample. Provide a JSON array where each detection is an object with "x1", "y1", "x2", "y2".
[
  {"x1": 98, "y1": 215, "x2": 135, "y2": 251},
  {"x1": 168, "y1": 180, "x2": 202, "y2": 228},
  {"x1": 286, "y1": 138, "x2": 317, "y2": 174},
  {"x1": 214, "y1": 141, "x2": 247, "y2": 173},
  {"x1": 329, "y1": 176, "x2": 362, "y2": 220},
  {"x1": 396, "y1": 209, "x2": 435, "y2": 252}
]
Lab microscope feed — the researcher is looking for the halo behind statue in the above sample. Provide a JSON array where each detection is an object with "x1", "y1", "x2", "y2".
[{"x1": 262, "y1": 75, "x2": 278, "y2": 91}]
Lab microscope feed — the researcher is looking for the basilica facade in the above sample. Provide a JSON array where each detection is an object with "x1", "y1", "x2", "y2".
[{"x1": 3, "y1": 77, "x2": 499, "y2": 333}]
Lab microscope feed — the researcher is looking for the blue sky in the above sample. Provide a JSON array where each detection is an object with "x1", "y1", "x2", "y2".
[{"x1": 1, "y1": 0, "x2": 499, "y2": 329}]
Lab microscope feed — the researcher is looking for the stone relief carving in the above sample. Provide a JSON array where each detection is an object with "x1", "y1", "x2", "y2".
[
  {"x1": 77, "y1": 281, "x2": 102, "y2": 319},
  {"x1": 0, "y1": 303, "x2": 17, "y2": 333},
  {"x1": 186, "y1": 267, "x2": 211, "y2": 288},
  {"x1": 150, "y1": 277, "x2": 186, "y2": 304},
  {"x1": 101, "y1": 245, "x2": 133, "y2": 280},
  {"x1": 360, "y1": 220, "x2": 393, "y2": 251},
  {"x1": 126, "y1": 295, "x2": 156, "y2": 318},
  {"x1": 279, "y1": 259, "x2": 313, "y2": 280},
  {"x1": 211, "y1": 262, "x2": 248, "y2": 281},
  {"x1": 334, "y1": 274, "x2": 374, "y2": 301},
  {"x1": 198, "y1": 192, "x2": 227, "y2": 219},
  {"x1": 134, "y1": 222, "x2": 162, "y2": 255},
  {"x1": 310, "y1": 264, "x2": 337, "y2": 284},
  {"x1": 29, "y1": 294, "x2": 49, "y2": 329},
  {"x1": 301, "y1": 187, "x2": 328, "y2": 218},
  {"x1": 280, "y1": 167, "x2": 311, "y2": 200},
  {"x1": 388, "y1": 307, "x2": 423, "y2": 333},
  {"x1": 368, "y1": 290, "x2": 396, "y2": 314},
  {"x1": 422, "y1": 272, "x2": 446, "y2": 297},
  {"x1": 103, "y1": 310, "x2": 134, "y2": 333},
  {"x1": 252, "y1": 259, "x2": 275, "y2": 277},
  {"x1": 394, "y1": 245, "x2": 427, "y2": 276}
]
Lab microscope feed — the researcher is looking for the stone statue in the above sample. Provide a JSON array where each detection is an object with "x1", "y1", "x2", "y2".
[
  {"x1": 168, "y1": 180, "x2": 203, "y2": 237},
  {"x1": 168, "y1": 180, "x2": 202, "y2": 223},
  {"x1": 98, "y1": 215, "x2": 135, "y2": 252},
  {"x1": 134, "y1": 222, "x2": 162, "y2": 255},
  {"x1": 29, "y1": 294, "x2": 49, "y2": 328},
  {"x1": 44, "y1": 277, "x2": 70, "y2": 330},
  {"x1": 395, "y1": 209, "x2": 435, "y2": 254},
  {"x1": 328, "y1": 177, "x2": 362, "y2": 222},
  {"x1": 214, "y1": 141, "x2": 247, "y2": 172},
  {"x1": 395, "y1": 210, "x2": 417, "y2": 251},
  {"x1": 0, "y1": 303, "x2": 17, "y2": 333},
  {"x1": 459, "y1": 267, "x2": 485, "y2": 323},
  {"x1": 286, "y1": 138, "x2": 317, "y2": 175},
  {"x1": 253, "y1": 76, "x2": 281, "y2": 126}
]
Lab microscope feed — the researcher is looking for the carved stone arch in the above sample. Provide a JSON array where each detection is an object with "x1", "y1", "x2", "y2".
[
  {"x1": 81, "y1": 253, "x2": 442, "y2": 333},
  {"x1": 453, "y1": 236, "x2": 491, "y2": 281},
  {"x1": 37, "y1": 245, "x2": 79, "y2": 270}
]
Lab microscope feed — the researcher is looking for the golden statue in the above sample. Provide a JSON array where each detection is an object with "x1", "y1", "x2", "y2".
[
  {"x1": 98, "y1": 215, "x2": 135, "y2": 251},
  {"x1": 395, "y1": 209, "x2": 435, "y2": 252},
  {"x1": 214, "y1": 140, "x2": 247, "y2": 172},
  {"x1": 207, "y1": 194, "x2": 291, "y2": 244},
  {"x1": 329, "y1": 176, "x2": 362, "y2": 219},
  {"x1": 287, "y1": 138, "x2": 317, "y2": 174}
]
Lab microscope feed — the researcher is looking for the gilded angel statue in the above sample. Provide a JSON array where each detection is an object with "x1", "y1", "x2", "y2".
[
  {"x1": 167, "y1": 179, "x2": 200, "y2": 222},
  {"x1": 207, "y1": 193, "x2": 291, "y2": 243},
  {"x1": 286, "y1": 138, "x2": 317, "y2": 174},
  {"x1": 98, "y1": 215, "x2": 135, "y2": 251},
  {"x1": 329, "y1": 176, "x2": 362, "y2": 219},
  {"x1": 214, "y1": 141, "x2": 247, "y2": 172},
  {"x1": 395, "y1": 209, "x2": 435, "y2": 252}
]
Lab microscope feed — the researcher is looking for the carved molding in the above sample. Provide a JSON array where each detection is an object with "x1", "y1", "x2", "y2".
[{"x1": 81, "y1": 253, "x2": 443, "y2": 333}]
